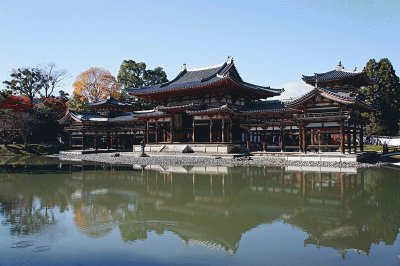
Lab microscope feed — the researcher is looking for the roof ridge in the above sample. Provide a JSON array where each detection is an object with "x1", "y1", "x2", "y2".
[{"x1": 186, "y1": 62, "x2": 225, "y2": 72}]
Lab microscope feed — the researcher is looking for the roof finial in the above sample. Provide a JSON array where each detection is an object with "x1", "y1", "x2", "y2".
[
  {"x1": 353, "y1": 67, "x2": 357, "y2": 72},
  {"x1": 336, "y1": 61, "x2": 344, "y2": 71},
  {"x1": 227, "y1": 56, "x2": 233, "y2": 64},
  {"x1": 314, "y1": 73, "x2": 318, "y2": 88},
  {"x1": 181, "y1": 62, "x2": 186, "y2": 71}
]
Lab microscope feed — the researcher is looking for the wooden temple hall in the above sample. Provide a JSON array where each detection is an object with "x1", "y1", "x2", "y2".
[{"x1": 60, "y1": 57, "x2": 372, "y2": 153}]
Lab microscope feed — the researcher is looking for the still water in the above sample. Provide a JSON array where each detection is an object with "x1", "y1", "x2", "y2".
[{"x1": 0, "y1": 157, "x2": 400, "y2": 265}]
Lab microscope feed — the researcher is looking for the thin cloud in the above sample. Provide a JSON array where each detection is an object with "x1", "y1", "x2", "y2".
[{"x1": 274, "y1": 81, "x2": 312, "y2": 100}]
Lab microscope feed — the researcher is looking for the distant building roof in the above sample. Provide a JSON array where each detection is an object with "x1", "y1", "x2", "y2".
[
  {"x1": 85, "y1": 96, "x2": 136, "y2": 108},
  {"x1": 126, "y1": 57, "x2": 284, "y2": 99},
  {"x1": 302, "y1": 62, "x2": 371, "y2": 87}
]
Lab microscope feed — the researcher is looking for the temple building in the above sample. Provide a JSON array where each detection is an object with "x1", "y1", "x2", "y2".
[
  {"x1": 59, "y1": 96, "x2": 141, "y2": 150},
  {"x1": 60, "y1": 58, "x2": 372, "y2": 153}
]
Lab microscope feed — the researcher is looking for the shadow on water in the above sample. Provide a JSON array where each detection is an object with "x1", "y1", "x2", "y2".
[{"x1": 0, "y1": 158, "x2": 400, "y2": 258}]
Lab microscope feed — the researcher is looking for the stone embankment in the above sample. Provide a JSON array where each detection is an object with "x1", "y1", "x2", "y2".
[{"x1": 50, "y1": 152, "x2": 389, "y2": 168}]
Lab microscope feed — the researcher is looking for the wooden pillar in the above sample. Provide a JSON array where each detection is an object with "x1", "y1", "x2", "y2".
[
  {"x1": 229, "y1": 119, "x2": 233, "y2": 143},
  {"x1": 221, "y1": 118, "x2": 225, "y2": 143},
  {"x1": 280, "y1": 127, "x2": 285, "y2": 152},
  {"x1": 263, "y1": 128, "x2": 267, "y2": 152},
  {"x1": 82, "y1": 130, "x2": 85, "y2": 151},
  {"x1": 163, "y1": 127, "x2": 166, "y2": 142},
  {"x1": 209, "y1": 118, "x2": 213, "y2": 143},
  {"x1": 146, "y1": 121, "x2": 149, "y2": 143},
  {"x1": 94, "y1": 131, "x2": 97, "y2": 151},
  {"x1": 170, "y1": 119, "x2": 174, "y2": 143},
  {"x1": 299, "y1": 125, "x2": 303, "y2": 152},
  {"x1": 155, "y1": 121, "x2": 158, "y2": 143},
  {"x1": 347, "y1": 125, "x2": 351, "y2": 154},
  {"x1": 302, "y1": 125, "x2": 307, "y2": 153},
  {"x1": 192, "y1": 119, "x2": 196, "y2": 143},
  {"x1": 360, "y1": 126, "x2": 364, "y2": 152},
  {"x1": 353, "y1": 124, "x2": 357, "y2": 153},
  {"x1": 246, "y1": 128, "x2": 250, "y2": 150},
  {"x1": 310, "y1": 129, "x2": 314, "y2": 146},
  {"x1": 340, "y1": 124, "x2": 345, "y2": 154},
  {"x1": 107, "y1": 131, "x2": 110, "y2": 150}
]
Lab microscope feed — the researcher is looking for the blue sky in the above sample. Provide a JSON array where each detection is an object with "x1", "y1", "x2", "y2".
[{"x1": 0, "y1": 0, "x2": 399, "y2": 99}]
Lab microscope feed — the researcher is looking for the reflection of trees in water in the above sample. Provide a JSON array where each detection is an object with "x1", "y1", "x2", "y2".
[
  {"x1": 0, "y1": 195, "x2": 55, "y2": 235},
  {"x1": 0, "y1": 164, "x2": 400, "y2": 255},
  {"x1": 361, "y1": 168, "x2": 400, "y2": 246},
  {"x1": 0, "y1": 165, "x2": 80, "y2": 235}
]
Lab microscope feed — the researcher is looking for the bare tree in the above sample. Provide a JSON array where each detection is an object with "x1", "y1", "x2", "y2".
[
  {"x1": 0, "y1": 110, "x2": 19, "y2": 146},
  {"x1": 40, "y1": 63, "x2": 69, "y2": 98}
]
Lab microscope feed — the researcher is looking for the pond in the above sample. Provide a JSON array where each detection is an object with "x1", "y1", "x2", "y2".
[{"x1": 0, "y1": 157, "x2": 400, "y2": 265}]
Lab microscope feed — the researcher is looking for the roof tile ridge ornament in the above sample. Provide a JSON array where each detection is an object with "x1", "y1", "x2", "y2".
[
  {"x1": 226, "y1": 56, "x2": 233, "y2": 65},
  {"x1": 336, "y1": 61, "x2": 344, "y2": 71},
  {"x1": 314, "y1": 73, "x2": 318, "y2": 88}
]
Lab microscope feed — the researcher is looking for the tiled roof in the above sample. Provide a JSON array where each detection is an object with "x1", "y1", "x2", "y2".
[
  {"x1": 302, "y1": 70, "x2": 364, "y2": 83},
  {"x1": 286, "y1": 87, "x2": 372, "y2": 111},
  {"x1": 157, "y1": 103, "x2": 196, "y2": 111},
  {"x1": 59, "y1": 110, "x2": 137, "y2": 123},
  {"x1": 186, "y1": 104, "x2": 235, "y2": 115},
  {"x1": 302, "y1": 62, "x2": 371, "y2": 86},
  {"x1": 85, "y1": 96, "x2": 135, "y2": 108},
  {"x1": 126, "y1": 58, "x2": 283, "y2": 97},
  {"x1": 239, "y1": 100, "x2": 289, "y2": 113},
  {"x1": 69, "y1": 111, "x2": 108, "y2": 122},
  {"x1": 133, "y1": 110, "x2": 168, "y2": 118}
]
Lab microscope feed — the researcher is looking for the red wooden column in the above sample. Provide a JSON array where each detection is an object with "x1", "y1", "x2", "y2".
[
  {"x1": 263, "y1": 127, "x2": 267, "y2": 152},
  {"x1": 170, "y1": 118, "x2": 174, "y2": 143},
  {"x1": 229, "y1": 119, "x2": 233, "y2": 143},
  {"x1": 221, "y1": 118, "x2": 225, "y2": 143},
  {"x1": 155, "y1": 121, "x2": 158, "y2": 143},
  {"x1": 246, "y1": 128, "x2": 250, "y2": 150},
  {"x1": 280, "y1": 126, "x2": 285, "y2": 152},
  {"x1": 340, "y1": 124, "x2": 345, "y2": 154},
  {"x1": 209, "y1": 118, "x2": 213, "y2": 143},
  {"x1": 353, "y1": 124, "x2": 357, "y2": 153},
  {"x1": 302, "y1": 125, "x2": 307, "y2": 153},
  {"x1": 146, "y1": 121, "x2": 149, "y2": 143},
  {"x1": 299, "y1": 125, "x2": 303, "y2": 152},
  {"x1": 347, "y1": 125, "x2": 352, "y2": 153}
]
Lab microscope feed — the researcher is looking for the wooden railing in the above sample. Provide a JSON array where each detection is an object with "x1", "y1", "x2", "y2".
[{"x1": 295, "y1": 111, "x2": 350, "y2": 119}]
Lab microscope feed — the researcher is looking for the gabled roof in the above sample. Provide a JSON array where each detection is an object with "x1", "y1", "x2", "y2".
[
  {"x1": 126, "y1": 57, "x2": 284, "y2": 99},
  {"x1": 302, "y1": 62, "x2": 371, "y2": 87},
  {"x1": 85, "y1": 96, "x2": 135, "y2": 108},
  {"x1": 286, "y1": 87, "x2": 373, "y2": 111}
]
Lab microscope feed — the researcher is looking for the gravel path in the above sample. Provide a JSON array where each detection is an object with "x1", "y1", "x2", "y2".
[{"x1": 50, "y1": 152, "x2": 389, "y2": 168}]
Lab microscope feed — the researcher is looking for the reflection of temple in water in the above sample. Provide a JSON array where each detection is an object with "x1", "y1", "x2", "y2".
[{"x1": 1, "y1": 163, "x2": 400, "y2": 256}]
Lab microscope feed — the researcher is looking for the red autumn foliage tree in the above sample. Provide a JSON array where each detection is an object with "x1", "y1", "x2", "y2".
[{"x1": 0, "y1": 95, "x2": 33, "y2": 111}]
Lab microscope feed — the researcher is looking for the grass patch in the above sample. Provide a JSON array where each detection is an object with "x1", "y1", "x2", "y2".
[
  {"x1": 0, "y1": 144, "x2": 59, "y2": 156},
  {"x1": 363, "y1": 145, "x2": 383, "y2": 152}
]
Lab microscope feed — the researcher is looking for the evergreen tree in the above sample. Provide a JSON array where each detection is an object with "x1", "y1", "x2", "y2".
[
  {"x1": 362, "y1": 58, "x2": 400, "y2": 135},
  {"x1": 117, "y1": 60, "x2": 168, "y2": 109}
]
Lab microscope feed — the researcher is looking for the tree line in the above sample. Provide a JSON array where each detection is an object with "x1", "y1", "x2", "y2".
[
  {"x1": 0, "y1": 58, "x2": 399, "y2": 147},
  {"x1": 0, "y1": 60, "x2": 168, "y2": 146}
]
